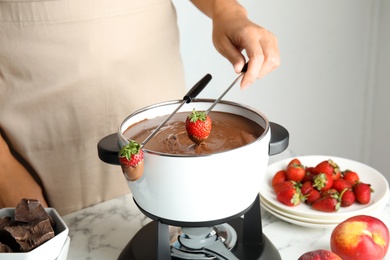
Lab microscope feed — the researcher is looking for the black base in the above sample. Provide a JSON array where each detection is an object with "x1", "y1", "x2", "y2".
[
  {"x1": 118, "y1": 217, "x2": 280, "y2": 260},
  {"x1": 118, "y1": 194, "x2": 281, "y2": 260}
]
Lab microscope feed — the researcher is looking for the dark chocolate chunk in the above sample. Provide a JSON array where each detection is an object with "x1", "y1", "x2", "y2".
[
  {"x1": 4, "y1": 218, "x2": 54, "y2": 252},
  {"x1": 14, "y1": 198, "x2": 50, "y2": 224},
  {"x1": 0, "y1": 217, "x2": 12, "y2": 230}
]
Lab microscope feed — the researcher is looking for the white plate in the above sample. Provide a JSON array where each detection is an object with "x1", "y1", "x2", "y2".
[
  {"x1": 261, "y1": 155, "x2": 390, "y2": 220},
  {"x1": 260, "y1": 195, "x2": 342, "y2": 224},
  {"x1": 260, "y1": 194, "x2": 389, "y2": 228},
  {"x1": 261, "y1": 199, "x2": 338, "y2": 228}
]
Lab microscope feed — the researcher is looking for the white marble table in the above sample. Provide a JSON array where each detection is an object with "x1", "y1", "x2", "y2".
[
  {"x1": 62, "y1": 193, "x2": 390, "y2": 260},
  {"x1": 62, "y1": 151, "x2": 390, "y2": 259}
]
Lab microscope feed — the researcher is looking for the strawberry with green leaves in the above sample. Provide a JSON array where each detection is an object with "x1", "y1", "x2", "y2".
[
  {"x1": 340, "y1": 188, "x2": 355, "y2": 207},
  {"x1": 315, "y1": 159, "x2": 341, "y2": 180},
  {"x1": 276, "y1": 186, "x2": 302, "y2": 207},
  {"x1": 286, "y1": 164, "x2": 305, "y2": 183},
  {"x1": 119, "y1": 140, "x2": 144, "y2": 181},
  {"x1": 353, "y1": 182, "x2": 372, "y2": 204},
  {"x1": 313, "y1": 173, "x2": 334, "y2": 191},
  {"x1": 272, "y1": 170, "x2": 287, "y2": 188},
  {"x1": 273, "y1": 180, "x2": 298, "y2": 194},
  {"x1": 300, "y1": 181, "x2": 321, "y2": 205},
  {"x1": 185, "y1": 109, "x2": 212, "y2": 145},
  {"x1": 332, "y1": 178, "x2": 353, "y2": 193},
  {"x1": 312, "y1": 191, "x2": 341, "y2": 212},
  {"x1": 343, "y1": 170, "x2": 360, "y2": 185}
]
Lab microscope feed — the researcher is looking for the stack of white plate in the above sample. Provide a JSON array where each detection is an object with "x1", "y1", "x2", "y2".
[{"x1": 260, "y1": 155, "x2": 390, "y2": 228}]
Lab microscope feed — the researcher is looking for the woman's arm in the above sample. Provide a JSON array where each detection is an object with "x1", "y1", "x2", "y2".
[
  {"x1": 190, "y1": 0, "x2": 280, "y2": 89},
  {"x1": 0, "y1": 133, "x2": 48, "y2": 208}
]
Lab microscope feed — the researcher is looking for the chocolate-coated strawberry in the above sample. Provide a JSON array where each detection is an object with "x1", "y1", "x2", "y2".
[
  {"x1": 118, "y1": 140, "x2": 144, "y2": 181},
  {"x1": 185, "y1": 110, "x2": 212, "y2": 145}
]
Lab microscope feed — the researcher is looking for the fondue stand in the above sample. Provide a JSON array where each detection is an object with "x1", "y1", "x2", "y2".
[{"x1": 98, "y1": 119, "x2": 289, "y2": 260}]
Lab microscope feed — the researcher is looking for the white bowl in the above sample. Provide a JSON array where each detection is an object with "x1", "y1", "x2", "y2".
[{"x1": 0, "y1": 208, "x2": 69, "y2": 260}]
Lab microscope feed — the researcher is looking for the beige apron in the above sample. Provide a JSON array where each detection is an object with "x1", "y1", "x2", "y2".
[{"x1": 0, "y1": 0, "x2": 186, "y2": 215}]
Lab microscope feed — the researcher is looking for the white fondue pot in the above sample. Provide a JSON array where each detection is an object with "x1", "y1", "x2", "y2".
[{"x1": 99, "y1": 99, "x2": 288, "y2": 225}]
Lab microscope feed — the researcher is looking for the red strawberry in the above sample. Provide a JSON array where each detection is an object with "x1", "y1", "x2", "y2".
[
  {"x1": 320, "y1": 188, "x2": 339, "y2": 198},
  {"x1": 272, "y1": 170, "x2": 287, "y2": 188},
  {"x1": 306, "y1": 189, "x2": 321, "y2": 204},
  {"x1": 340, "y1": 188, "x2": 355, "y2": 207},
  {"x1": 353, "y1": 182, "x2": 372, "y2": 204},
  {"x1": 311, "y1": 193, "x2": 341, "y2": 212},
  {"x1": 286, "y1": 164, "x2": 305, "y2": 183},
  {"x1": 300, "y1": 181, "x2": 314, "y2": 195},
  {"x1": 118, "y1": 140, "x2": 144, "y2": 181},
  {"x1": 315, "y1": 159, "x2": 341, "y2": 180},
  {"x1": 313, "y1": 173, "x2": 334, "y2": 191},
  {"x1": 343, "y1": 170, "x2": 360, "y2": 185},
  {"x1": 276, "y1": 187, "x2": 302, "y2": 206},
  {"x1": 287, "y1": 158, "x2": 301, "y2": 168},
  {"x1": 273, "y1": 180, "x2": 296, "y2": 194},
  {"x1": 331, "y1": 178, "x2": 353, "y2": 193},
  {"x1": 185, "y1": 110, "x2": 212, "y2": 145},
  {"x1": 302, "y1": 167, "x2": 317, "y2": 183},
  {"x1": 300, "y1": 182, "x2": 321, "y2": 205}
]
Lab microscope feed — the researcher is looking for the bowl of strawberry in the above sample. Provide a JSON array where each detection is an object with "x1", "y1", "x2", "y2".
[
  {"x1": 260, "y1": 155, "x2": 389, "y2": 224},
  {"x1": 98, "y1": 99, "x2": 289, "y2": 225}
]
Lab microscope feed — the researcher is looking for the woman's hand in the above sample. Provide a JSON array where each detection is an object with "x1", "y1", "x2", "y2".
[{"x1": 191, "y1": 0, "x2": 280, "y2": 89}]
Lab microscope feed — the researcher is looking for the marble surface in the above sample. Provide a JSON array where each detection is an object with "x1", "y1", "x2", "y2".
[
  {"x1": 62, "y1": 151, "x2": 390, "y2": 259},
  {"x1": 62, "y1": 193, "x2": 390, "y2": 260}
]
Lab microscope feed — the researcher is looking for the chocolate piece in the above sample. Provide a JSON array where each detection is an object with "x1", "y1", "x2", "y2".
[
  {"x1": 0, "y1": 198, "x2": 56, "y2": 253},
  {"x1": 0, "y1": 242, "x2": 12, "y2": 252},
  {"x1": 0, "y1": 217, "x2": 12, "y2": 230},
  {"x1": 14, "y1": 198, "x2": 50, "y2": 223},
  {"x1": 4, "y1": 218, "x2": 54, "y2": 252}
]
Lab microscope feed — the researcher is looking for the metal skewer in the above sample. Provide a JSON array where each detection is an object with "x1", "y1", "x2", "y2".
[
  {"x1": 140, "y1": 74, "x2": 212, "y2": 147},
  {"x1": 205, "y1": 63, "x2": 248, "y2": 114}
]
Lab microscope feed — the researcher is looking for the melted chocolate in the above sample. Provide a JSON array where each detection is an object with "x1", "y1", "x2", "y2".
[{"x1": 123, "y1": 111, "x2": 264, "y2": 155}]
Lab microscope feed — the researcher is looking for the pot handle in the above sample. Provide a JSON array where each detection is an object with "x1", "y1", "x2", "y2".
[
  {"x1": 98, "y1": 133, "x2": 121, "y2": 165},
  {"x1": 269, "y1": 122, "x2": 289, "y2": 156}
]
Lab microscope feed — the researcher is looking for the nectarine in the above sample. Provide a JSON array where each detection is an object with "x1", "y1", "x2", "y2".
[
  {"x1": 298, "y1": 249, "x2": 342, "y2": 260},
  {"x1": 330, "y1": 215, "x2": 389, "y2": 260}
]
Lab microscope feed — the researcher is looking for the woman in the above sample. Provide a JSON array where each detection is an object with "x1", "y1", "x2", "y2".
[{"x1": 0, "y1": 0, "x2": 279, "y2": 215}]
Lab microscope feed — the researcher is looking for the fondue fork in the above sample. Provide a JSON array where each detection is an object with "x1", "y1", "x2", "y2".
[
  {"x1": 140, "y1": 73, "x2": 212, "y2": 147},
  {"x1": 205, "y1": 62, "x2": 248, "y2": 114}
]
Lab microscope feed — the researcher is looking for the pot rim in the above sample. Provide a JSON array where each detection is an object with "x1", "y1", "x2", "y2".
[{"x1": 117, "y1": 98, "x2": 270, "y2": 157}]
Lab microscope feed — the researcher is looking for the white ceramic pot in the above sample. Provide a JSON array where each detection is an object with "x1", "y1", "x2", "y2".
[{"x1": 114, "y1": 99, "x2": 288, "y2": 224}]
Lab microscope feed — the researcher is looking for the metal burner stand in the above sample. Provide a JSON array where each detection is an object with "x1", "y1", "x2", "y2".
[{"x1": 118, "y1": 194, "x2": 281, "y2": 260}]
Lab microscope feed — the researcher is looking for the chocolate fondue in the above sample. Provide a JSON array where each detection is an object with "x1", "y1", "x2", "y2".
[{"x1": 123, "y1": 111, "x2": 264, "y2": 155}]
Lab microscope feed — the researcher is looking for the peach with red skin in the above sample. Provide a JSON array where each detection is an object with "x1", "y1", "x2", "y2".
[
  {"x1": 330, "y1": 215, "x2": 389, "y2": 260},
  {"x1": 298, "y1": 249, "x2": 342, "y2": 260}
]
